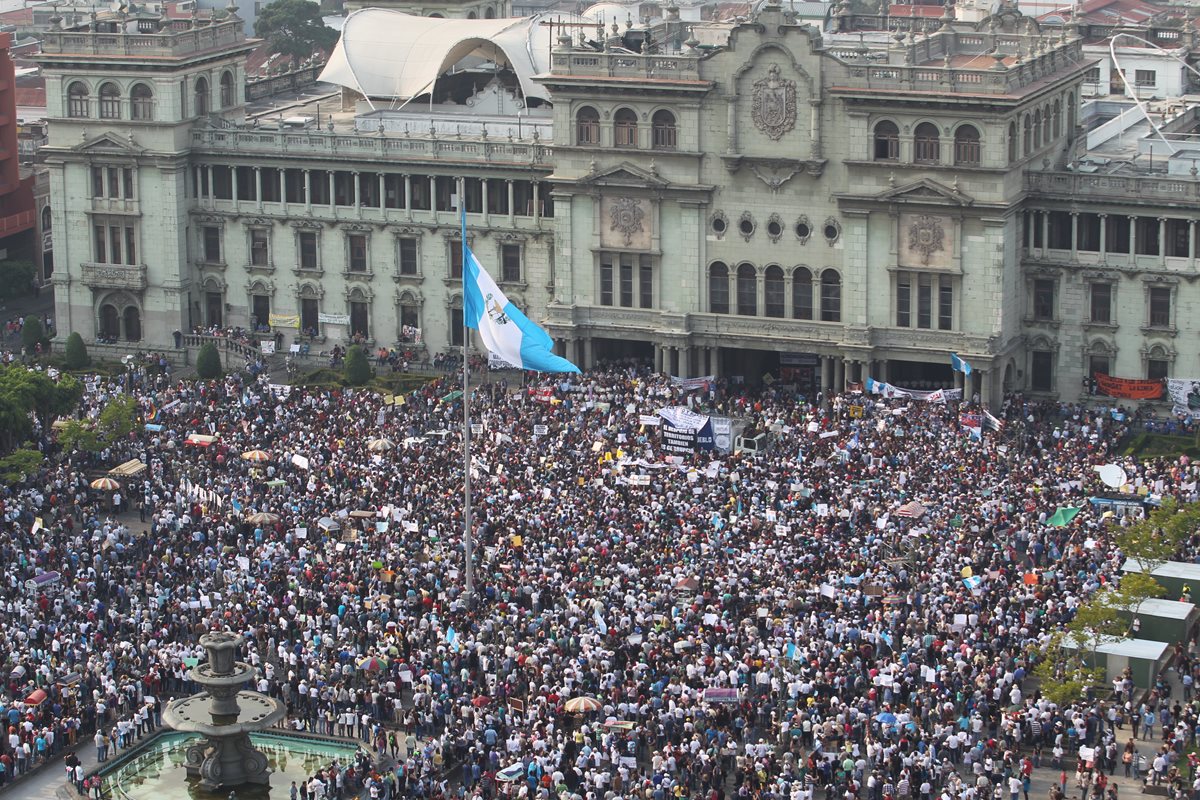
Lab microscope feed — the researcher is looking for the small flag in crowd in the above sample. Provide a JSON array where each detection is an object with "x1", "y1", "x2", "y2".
[
  {"x1": 594, "y1": 608, "x2": 608, "y2": 636},
  {"x1": 445, "y1": 626, "x2": 459, "y2": 652},
  {"x1": 962, "y1": 575, "x2": 983, "y2": 590},
  {"x1": 983, "y1": 410, "x2": 1005, "y2": 431},
  {"x1": 231, "y1": 497, "x2": 243, "y2": 513},
  {"x1": 949, "y1": 353, "x2": 972, "y2": 376}
]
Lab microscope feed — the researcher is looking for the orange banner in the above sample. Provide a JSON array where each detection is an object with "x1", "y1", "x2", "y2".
[{"x1": 1094, "y1": 373, "x2": 1163, "y2": 400}]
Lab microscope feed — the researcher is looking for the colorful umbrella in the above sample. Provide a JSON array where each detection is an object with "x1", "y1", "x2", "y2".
[
  {"x1": 241, "y1": 449, "x2": 271, "y2": 463},
  {"x1": 367, "y1": 438, "x2": 396, "y2": 452},
  {"x1": 1047, "y1": 506, "x2": 1081, "y2": 527},
  {"x1": 90, "y1": 477, "x2": 120, "y2": 491},
  {"x1": 356, "y1": 655, "x2": 388, "y2": 672},
  {"x1": 563, "y1": 696, "x2": 602, "y2": 714},
  {"x1": 246, "y1": 511, "x2": 280, "y2": 525},
  {"x1": 471, "y1": 696, "x2": 491, "y2": 708}
]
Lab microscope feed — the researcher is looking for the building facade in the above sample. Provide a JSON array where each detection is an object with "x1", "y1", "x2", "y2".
[{"x1": 37, "y1": 2, "x2": 1200, "y2": 404}]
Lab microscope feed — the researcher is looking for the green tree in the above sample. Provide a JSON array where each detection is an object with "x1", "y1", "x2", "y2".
[
  {"x1": 0, "y1": 260, "x2": 35, "y2": 302},
  {"x1": 1033, "y1": 633, "x2": 1106, "y2": 707},
  {"x1": 64, "y1": 332, "x2": 89, "y2": 370},
  {"x1": 95, "y1": 395, "x2": 137, "y2": 446},
  {"x1": 254, "y1": 0, "x2": 339, "y2": 69},
  {"x1": 0, "y1": 366, "x2": 82, "y2": 451},
  {"x1": 196, "y1": 342, "x2": 223, "y2": 379},
  {"x1": 57, "y1": 419, "x2": 101, "y2": 454},
  {"x1": 343, "y1": 345, "x2": 371, "y2": 386},
  {"x1": 20, "y1": 315, "x2": 45, "y2": 356},
  {"x1": 0, "y1": 448, "x2": 43, "y2": 483}
]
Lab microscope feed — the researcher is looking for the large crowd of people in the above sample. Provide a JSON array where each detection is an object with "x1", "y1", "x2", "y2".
[{"x1": 4, "y1": 354, "x2": 1200, "y2": 800}]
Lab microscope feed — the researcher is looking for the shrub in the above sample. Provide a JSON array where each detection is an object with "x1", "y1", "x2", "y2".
[
  {"x1": 343, "y1": 345, "x2": 371, "y2": 386},
  {"x1": 64, "y1": 332, "x2": 89, "y2": 369},
  {"x1": 196, "y1": 342, "x2": 222, "y2": 379}
]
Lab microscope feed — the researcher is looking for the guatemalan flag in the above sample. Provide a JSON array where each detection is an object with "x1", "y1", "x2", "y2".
[
  {"x1": 462, "y1": 215, "x2": 580, "y2": 373},
  {"x1": 949, "y1": 352, "x2": 972, "y2": 376}
]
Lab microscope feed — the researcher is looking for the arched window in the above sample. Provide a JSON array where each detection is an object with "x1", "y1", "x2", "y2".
[
  {"x1": 614, "y1": 108, "x2": 638, "y2": 148},
  {"x1": 40, "y1": 206, "x2": 51, "y2": 231},
  {"x1": 1068, "y1": 92, "x2": 1076, "y2": 132},
  {"x1": 123, "y1": 306, "x2": 141, "y2": 342},
  {"x1": 792, "y1": 267, "x2": 813, "y2": 320},
  {"x1": 467, "y1": 10, "x2": 477, "y2": 18},
  {"x1": 736, "y1": 263, "x2": 757, "y2": 316},
  {"x1": 576, "y1": 106, "x2": 600, "y2": 146},
  {"x1": 67, "y1": 82, "x2": 89, "y2": 118},
  {"x1": 954, "y1": 125, "x2": 981, "y2": 166},
  {"x1": 1041, "y1": 104, "x2": 1051, "y2": 144},
  {"x1": 99, "y1": 304, "x2": 119, "y2": 339},
  {"x1": 98, "y1": 83, "x2": 120, "y2": 119},
  {"x1": 1008, "y1": 121, "x2": 1018, "y2": 162},
  {"x1": 130, "y1": 83, "x2": 154, "y2": 120},
  {"x1": 1032, "y1": 109, "x2": 1043, "y2": 150},
  {"x1": 764, "y1": 265, "x2": 784, "y2": 318},
  {"x1": 820, "y1": 271, "x2": 841, "y2": 323},
  {"x1": 709, "y1": 262, "x2": 729, "y2": 314},
  {"x1": 651, "y1": 110, "x2": 676, "y2": 150},
  {"x1": 913, "y1": 122, "x2": 940, "y2": 163},
  {"x1": 873, "y1": 120, "x2": 899, "y2": 160},
  {"x1": 1052, "y1": 98, "x2": 1062, "y2": 138},
  {"x1": 220, "y1": 71, "x2": 235, "y2": 108},
  {"x1": 485, "y1": 6, "x2": 496, "y2": 17},
  {"x1": 1023, "y1": 114, "x2": 1032, "y2": 155},
  {"x1": 194, "y1": 76, "x2": 209, "y2": 116}
]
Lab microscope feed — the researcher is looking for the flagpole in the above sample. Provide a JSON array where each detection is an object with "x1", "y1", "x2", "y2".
[{"x1": 460, "y1": 182, "x2": 474, "y2": 605}]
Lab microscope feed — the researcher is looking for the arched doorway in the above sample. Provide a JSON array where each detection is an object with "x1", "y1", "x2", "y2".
[
  {"x1": 99, "y1": 304, "x2": 119, "y2": 340},
  {"x1": 123, "y1": 306, "x2": 142, "y2": 342}
]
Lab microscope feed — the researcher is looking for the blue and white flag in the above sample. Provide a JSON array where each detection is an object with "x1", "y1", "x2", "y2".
[
  {"x1": 594, "y1": 608, "x2": 608, "y2": 636},
  {"x1": 949, "y1": 353, "x2": 972, "y2": 376},
  {"x1": 962, "y1": 575, "x2": 983, "y2": 590},
  {"x1": 445, "y1": 625, "x2": 459, "y2": 652},
  {"x1": 231, "y1": 497, "x2": 243, "y2": 513},
  {"x1": 462, "y1": 213, "x2": 579, "y2": 373}
]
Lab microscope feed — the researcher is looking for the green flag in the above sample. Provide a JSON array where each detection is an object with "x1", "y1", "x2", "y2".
[{"x1": 1046, "y1": 506, "x2": 1081, "y2": 527}]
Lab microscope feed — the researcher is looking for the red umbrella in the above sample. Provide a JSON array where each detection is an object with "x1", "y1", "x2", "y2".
[{"x1": 471, "y1": 696, "x2": 491, "y2": 708}]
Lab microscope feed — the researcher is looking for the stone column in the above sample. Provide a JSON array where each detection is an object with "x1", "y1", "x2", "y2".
[
  {"x1": 303, "y1": 170, "x2": 312, "y2": 212},
  {"x1": 507, "y1": 180, "x2": 515, "y2": 225},
  {"x1": 819, "y1": 357, "x2": 832, "y2": 396},
  {"x1": 230, "y1": 167, "x2": 238, "y2": 209},
  {"x1": 279, "y1": 169, "x2": 286, "y2": 206},
  {"x1": 254, "y1": 167, "x2": 262, "y2": 211},
  {"x1": 328, "y1": 172, "x2": 336, "y2": 208},
  {"x1": 404, "y1": 176, "x2": 413, "y2": 220},
  {"x1": 1070, "y1": 212, "x2": 1078, "y2": 261},
  {"x1": 481, "y1": 179, "x2": 489, "y2": 225},
  {"x1": 533, "y1": 182, "x2": 541, "y2": 222},
  {"x1": 1128, "y1": 216, "x2": 1137, "y2": 260},
  {"x1": 378, "y1": 174, "x2": 386, "y2": 216},
  {"x1": 1040, "y1": 211, "x2": 1049, "y2": 257},
  {"x1": 583, "y1": 338, "x2": 594, "y2": 370},
  {"x1": 429, "y1": 177, "x2": 437, "y2": 218},
  {"x1": 352, "y1": 171, "x2": 361, "y2": 218},
  {"x1": 1098, "y1": 214, "x2": 1107, "y2": 262},
  {"x1": 1159, "y1": 217, "x2": 1167, "y2": 265},
  {"x1": 678, "y1": 346, "x2": 691, "y2": 379},
  {"x1": 981, "y1": 369, "x2": 994, "y2": 409},
  {"x1": 1190, "y1": 219, "x2": 1196, "y2": 264},
  {"x1": 834, "y1": 358, "x2": 845, "y2": 393},
  {"x1": 206, "y1": 166, "x2": 215, "y2": 207}
]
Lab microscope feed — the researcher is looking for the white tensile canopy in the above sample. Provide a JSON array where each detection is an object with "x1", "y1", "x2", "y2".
[{"x1": 319, "y1": 9, "x2": 558, "y2": 105}]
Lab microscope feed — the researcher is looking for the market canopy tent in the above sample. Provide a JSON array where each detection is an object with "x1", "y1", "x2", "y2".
[{"x1": 108, "y1": 459, "x2": 147, "y2": 478}]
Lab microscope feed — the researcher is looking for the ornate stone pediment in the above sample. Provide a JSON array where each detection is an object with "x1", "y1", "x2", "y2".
[
  {"x1": 578, "y1": 162, "x2": 670, "y2": 189},
  {"x1": 874, "y1": 178, "x2": 974, "y2": 207},
  {"x1": 73, "y1": 132, "x2": 145, "y2": 155}
]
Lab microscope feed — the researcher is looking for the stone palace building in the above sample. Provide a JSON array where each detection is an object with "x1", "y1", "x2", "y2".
[{"x1": 36, "y1": 0, "x2": 1200, "y2": 404}]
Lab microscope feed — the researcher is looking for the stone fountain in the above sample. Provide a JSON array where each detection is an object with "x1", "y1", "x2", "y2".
[{"x1": 162, "y1": 631, "x2": 287, "y2": 792}]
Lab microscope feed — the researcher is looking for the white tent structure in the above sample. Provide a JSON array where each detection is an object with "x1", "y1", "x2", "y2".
[{"x1": 320, "y1": 9, "x2": 563, "y2": 106}]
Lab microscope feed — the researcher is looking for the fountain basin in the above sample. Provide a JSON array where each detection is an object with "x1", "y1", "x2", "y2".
[
  {"x1": 97, "y1": 730, "x2": 365, "y2": 800},
  {"x1": 162, "y1": 691, "x2": 287, "y2": 736}
]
